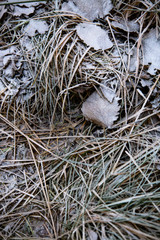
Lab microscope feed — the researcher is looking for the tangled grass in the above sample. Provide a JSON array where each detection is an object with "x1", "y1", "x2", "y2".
[{"x1": 0, "y1": 0, "x2": 160, "y2": 239}]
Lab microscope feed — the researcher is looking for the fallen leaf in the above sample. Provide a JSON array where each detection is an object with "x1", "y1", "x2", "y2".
[
  {"x1": 101, "y1": 85, "x2": 116, "y2": 103},
  {"x1": 82, "y1": 86, "x2": 120, "y2": 128},
  {"x1": 143, "y1": 28, "x2": 160, "y2": 75},
  {"x1": 24, "y1": 19, "x2": 49, "y2": 37},
  {"x1": 0, "y1": 49, "x2": 10, "y2": 68},
  {"x1": 0, "y1": 46, "x2": 21, "y2": 77},
  {"x1": 13, "y1": 6, "x2": 35, "y2": 16},
  {"x1": 76, "y1": 23, "x2": 113, "y2": 50},
  {"x1": 111, "y1": 17, "x2": 139, "y2": 32},
  {"x1": 87, "y1": 228, "x2": 98, "y2": 240},
  {"x1": 61, "y1": 0, "x2": 113, "y2": 21},
  {"x1": 20, "y1": 36, "x2": 34, "y2": 52},
  {"x1": 140, "y1": 79, "x2": 153, "y2": 87},
  {"x1": 151, "y1": 96, "x2": 160, "y2": 109},
  {"x1": 112, "y1": 47, "x2": 138, "y2": 72}
]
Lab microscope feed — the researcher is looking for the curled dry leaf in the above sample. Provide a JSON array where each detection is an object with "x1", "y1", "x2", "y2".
[
  {"x1": 82, "y1": 86, "x2": 120, "y2": 128},
  {"x1": 76, "y1": 23, "x2": 113, "y2": 50}
]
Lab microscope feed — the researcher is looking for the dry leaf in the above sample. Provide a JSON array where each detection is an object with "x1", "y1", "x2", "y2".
[
  {"x1": 140, "y1": 79, "x2": 152, "y2": 87},
  {"x1": 0, "y1": 49, "x2": 10, "y2": 68},
  {"x1": 111, "y1": 17, "x2": 139, "y2": 32},
  {"x1": 0, "y1": 46, "x2": 21, "y2": 77},
  {"x1": 24, "y1": 19, "x2": 49, "y2": 37},
  {"x1": 0, "y1": 45, "x2": 33, "y2": 101},
  {"x1": 143, "y1": 28, "x2": 160, "y2": 75},
  {"x1": 13, "y1": 6, "x2": 35, "y2": 16},
  {"x1": 87, "y1": 229, "x2": 98, "y2": 240},
  {"x1": 76, "y1": 23, "x2": 113, "y2": 50},
  {"x1": 112, "y1": 47, "x2": 138, "y2": 72},
  {"x1": 151, "y1": 96, "x2": 160, "y2": 109},
  {"x1": 101, "y1": 85, "x2": 116, "y2": 103},
  {"x1": 82, "y1": 86, "x2": 120, "y2": 128},
  {"x1": 8, "y1": 0, "x2": 46, "y2": 16},
  {"x1": 61, "y1": 0, "x2": 113, "y2": 21},
  {"x1": 20, "y1": 36, "x2": 34, "y2": 52}
]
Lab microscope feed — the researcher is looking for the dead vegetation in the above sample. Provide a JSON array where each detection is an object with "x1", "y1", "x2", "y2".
[{"x1": 0, "y1": 0, "x2": 160, "y2": 239}]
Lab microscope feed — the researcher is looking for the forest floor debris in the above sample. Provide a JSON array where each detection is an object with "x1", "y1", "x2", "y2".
[{"x1": 0, "y1": 0, "x2": 160, "y2": 239}]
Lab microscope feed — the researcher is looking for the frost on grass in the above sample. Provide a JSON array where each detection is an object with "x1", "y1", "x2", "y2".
[
  {"x1": 61, "y1": 0, "x2": 113, "y2": 20},
  {"x1": 143, "y1": 28, "x2": 160, "y2": 75},
  {"x1": 82, "y1": 86, "x2": 120, "y2": 128},
  {"x1": 24, "y1": 19, "x2": 49, "y2": 37},
  {"x1": 76, "y1": 23, "x2": 113, "y2": 50}
]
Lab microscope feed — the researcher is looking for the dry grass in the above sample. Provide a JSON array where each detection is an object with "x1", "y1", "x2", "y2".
[{"x1": 0, "y1": 0, "x2": 160, "y2": 239}]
